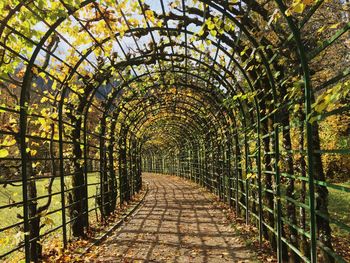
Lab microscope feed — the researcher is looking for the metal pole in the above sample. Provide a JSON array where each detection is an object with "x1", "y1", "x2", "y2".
[
  {"x1": 19, "y1": 98, "x2": 30, "y2": 263},
  {"x1": 58, "y1": 99, "x2": 67, "y2": 249},
  {"x1": 257, "y1": 120, "x2": 263, "y2": 247},
  {"x1": 244, "y1": 132, "x2": 249, "y2": 224},
  {"x1": 274, "y1": 124, "x2": 283, "y2": 262}
]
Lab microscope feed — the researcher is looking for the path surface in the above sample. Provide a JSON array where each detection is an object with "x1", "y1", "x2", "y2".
[{"x1": 96, "y1": 173, "x2": 255, "y2": 262}]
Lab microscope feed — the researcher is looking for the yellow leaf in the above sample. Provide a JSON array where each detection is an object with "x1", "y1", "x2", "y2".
[
  {"x1": 77, "y1": 88, "x2": 84, "y2": 94},
  {"x1": 2, "y1": 137, "x2": 16, "y2": 147},
  {"x1": 329, "y1": 23, "x2": 340, "y2": 29},
  {"x1": 145, "y1": 10, "x2": 155, "y2": 23},
  {"x1": 198, "y1": 27, "x2": 205, "y2": 36},
  {"x1": 51, "y1": 80, "x2": 57, "y2": 90},
  {"x1": 247, "y1": 65, "x2": 254, "y2": 71},
  {"x1": 128, "y1": 18, "x2": 139, "y2": 27},
  {"x1": 317, "y1": 25, "x2": 326, "y2": 33},
  {"x1": 32, "y1": 162, "x2": 40, "y2": 168},
  {"x1": 31, "y1": 67, "x2": 39, "y2": 75},
  {"x1": 41, "y1": 97, "x2": 48, "y2": 103},
  {"x1": 240, "y1": 46, "x2": 249, "y2": 56},
  {"x1": 285, "y1": 8, "x2": 292, "y2": 17},
  {"x1": 0, "y1": 149, "x2": 9, "y2": 158},
  {"x1": 246, "y1": 173, "x2": 257, "y2": 179},
  {"x1": 293, "y1": 3, "x2": 305, "y2": 14},
  {"x1": 206, "y1": 20, "x2": 215, "y2": 30},
  {"x1": 224, "y1": 24, "x2": 231, "y2": 32}
]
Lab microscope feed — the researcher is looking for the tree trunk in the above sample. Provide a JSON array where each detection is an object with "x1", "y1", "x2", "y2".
[
  {"x1": 27, "y1": 162, "x2": 41, "y2": 262},
  {"x1": 70, "y1": 116, "x2": 86, "y2": 237},
  {"x1": 280, "y1": 107, "x2": 299, "y2": 262},
  {"x1": 108, "y1": 138, "x2": 117, "y2": 212}
]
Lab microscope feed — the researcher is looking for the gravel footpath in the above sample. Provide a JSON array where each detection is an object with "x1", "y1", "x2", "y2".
[{"x1": 95, "y1": 173, "x2": 255, "y2": 262}]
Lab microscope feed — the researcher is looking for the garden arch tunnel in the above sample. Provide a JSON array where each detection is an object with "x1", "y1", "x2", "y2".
[{"x1": 0, "y1": 0, "x2": 349, "y2": 262}]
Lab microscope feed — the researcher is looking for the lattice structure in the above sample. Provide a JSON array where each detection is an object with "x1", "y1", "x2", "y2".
[{"x1": 0, "y1": 0, "x2": 349, "y2": 262}]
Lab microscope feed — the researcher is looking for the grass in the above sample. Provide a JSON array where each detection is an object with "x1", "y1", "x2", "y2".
[
  {"x1": 276, "y1": 180, "x2": 350, "y2": 240},
  {"x1": 0, "y1": 173, "x2": 100, "y2": 258},
  {"x1": 327, "y1": 181, "x2": 350, "y2": 238}
]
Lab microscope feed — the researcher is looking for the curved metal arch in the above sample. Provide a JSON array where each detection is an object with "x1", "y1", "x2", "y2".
[
  {"x1": 140, "y1": 133, "x2": 184, "y2": 152},
  {"x1": 118, "y1": 115, "x2": 203, "y2": 178},
  {"x1": 101, "y1": 66, "x2": 245, "y2": 125},
  {"x1": 102, "y1": 84, "x2": 232, "y2": 165},
  {"x1": 108, "y1": 98, "x2": 214, "y2": 144},
  {"x1": 139, "y1": 120, "x2": 203, "y2": 152},
  {"x1": 2, "y1": 24, "x2": 252, "y2": 126},
  {"x1": 98, "y1": 64, "x2": 256, "y2": 158},
  {"x1": 113, "y1": 87, "x2": 233, "y2": 136},
  {"x1": 127, "y1": 107, "x2": 216, "y2": 141},
  {"x1": 98, "y1": 60, "x2": 254, "y2": 136},
  {"x1": 125, "y1": 112, "x2": 228, "y2": 169},
  {"x1": 119, "y1": 104, "x2": 221, "y2": 143},
  {"x1": 140, "y1": 121, "x2": 203, "y2": 148},
  {"x1": 109, "y1": 84, "x2": 233, "y2": 131},
  {"x1": 118, "y1": 92, "x2": 238, "y2": 158},
  {"x1": 80, "y1": 56, "x2": 249, "y2": 150},
  {"x1": 141, "y1": 123, "x2": 200, "y2": 143},
  {"x1": 117, "y1": 102, "x2": 230, "y2": 151},
  {"x1": 46, "y1": 23, "x2": 266, "y2": 103},
  {"x1": 100, "y1": 63, "x2": 258, "y2": 138},
  {"x1": 102, "y1": 74, "x2": 242, "y2": 145},
  {"x1": 102, "y1": 78, "x2": 241, "y2": 163},
  {"x1": 139, "y1": 130, "x2": 202, "y2": 163},
  {"x1": 110, "y1": 82, "x2": 224, "y2": 114},
  {"x1": 130, "y1": 114, "x2": 207, "y2": 143},
  {"x1": 135, "y1": 120, "x2": 208, "y2": 163}
]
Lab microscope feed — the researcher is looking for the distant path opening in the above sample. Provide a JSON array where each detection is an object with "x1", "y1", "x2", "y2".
[{"x1": 96, "y1": 173, "x2": 255, "y2": 262}]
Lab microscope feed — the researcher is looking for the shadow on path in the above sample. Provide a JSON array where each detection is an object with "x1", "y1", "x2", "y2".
[{"x1": 96, "y1": 173, "x2": 255, "y2": 262}]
